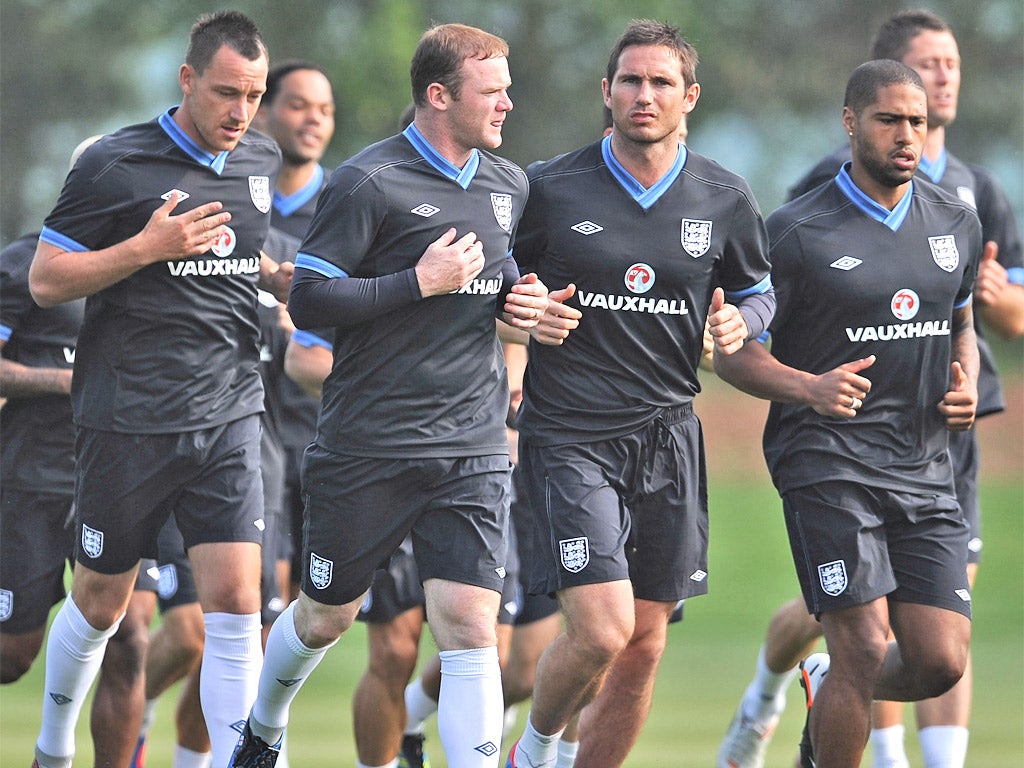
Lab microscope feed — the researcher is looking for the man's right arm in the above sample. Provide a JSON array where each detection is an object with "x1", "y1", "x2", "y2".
[
  {"x1": 30, "y1": 194, "x2": 231, "y2": 307},
  {"x1": 714, "y1": 340, "x2": 875, "y2": 419}
]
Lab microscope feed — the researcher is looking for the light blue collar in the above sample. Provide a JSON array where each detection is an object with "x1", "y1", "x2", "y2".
[
  {"x1": 158, "y1": 108, "x2": 229, "y2": 174},
  {"x1": 601, "y1": 134, "x2": 686, "y2": 211},
  {"x1": 274, "y1": 165, "x2": 325, "y2": 217},
  {"x1": 402, "y1": 123, "x2": 479, "y2": 190},
  {"x1": 917, "y1": 148, "x2": 947, "y2": 184},
  {"x1": 836, "y1": 163, "x2": 914, "y2": 232}
]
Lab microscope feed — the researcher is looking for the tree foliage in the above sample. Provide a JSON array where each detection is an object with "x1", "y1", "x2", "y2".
[{"x1": 2, "y1": 0, "x2": 1020, "y2": 243}]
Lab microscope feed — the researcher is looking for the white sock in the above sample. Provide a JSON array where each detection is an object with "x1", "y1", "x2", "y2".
[
  {"x1": 37, "y1": 594, "x2": 123, "y2": 760},
  {"x1": 437, "y1": 647, "x2": 503, "y2": 768},
  {"x1": 513, "y1": 715, "x2": 564, "y2": 768},
  {"x1": 741, "y1": 645, "x2": 797, "y2": 723},
  {"x1": 356, "y1": 761, "x2": 398, "y2": 768},
  {"x1": 555, "y1": 738, "x2": 578, "y2": 768},
  {"x1": 138, "y1": 698, "x2": 158, "y2": 739},
  {"x1": 919, "y1": 725, "x2": 968, "y2": 768},
  {"x1": 173, "y1": 745, "x2": 212, "y2": 768},
  {"x1": 250, "y1": 601, "x2": 333, "y2": 741},
  {"x1": 869, "y1": 724, "x2": 909, "y2": 768},
  {"x1": 503, "y1": 704, "x2": 520, "y2": 742},
  {"x1": 404, "y1": 676, "x2": 438, "y2": 734},
  {"x1": 200, "y1": 611, "x2": 263, "y2": 768}
]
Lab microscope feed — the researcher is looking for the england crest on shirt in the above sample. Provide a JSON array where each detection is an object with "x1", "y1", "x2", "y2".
[
  {"x1": 0, "y1": 589, "x2": 12, "y2": 622},
  {"x1": 309, "y1": 551, "x2": 334, "y2": 590},
  {"x1": 82, "y1": 524, "x2": 104, "y2": 559},
  {"x1": 559, "y1": 537, "x2": 589, "y2": 573},
  {"x1": 818, "y1": 559, "x2": 848, "y2": 596},
  {"x1": 249, "y1": 175, "x2": 272, "y2": 213},
  {"x1": 928, "y1": 235, "x2": 959, "y2": 273},
  {"x1": 681, "y1": 218, "x2": 712, "y2": 258},
  {"x1": 491, "y1": 193, "x2": 513, "y2": 233}
]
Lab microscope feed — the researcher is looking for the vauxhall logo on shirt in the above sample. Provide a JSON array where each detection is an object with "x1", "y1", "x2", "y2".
[
  {"x1": 845, "y1": 287, "x2": 950, "y2": 342},
  {"x1": 575, "y1": 262, "x2": 689, "y2": 316},
  {"x1": 161, "y1": 188, "x2": 263, "y2": 278}
]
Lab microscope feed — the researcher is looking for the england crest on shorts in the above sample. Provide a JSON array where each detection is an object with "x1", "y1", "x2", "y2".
[
  {"x1": 681, "y1": 218, "x2": 712, "y2": 258},
  {"x1": 928, "y1": 235, "x2": 959, "y2": 272},
  {"x1": 559, "y1": 537, "x2": 589, "y2": 573},
  {"x1": 309, "y1": 551, "x2": 334, "y2": 590},
  {"x1": 491, "y1": 192, "x2": 513, "y2": 233},
  {"x1": 157, "y1": 564, "x2": 179, "y2": 601},
  {"x1": 81, "y1": 524, "x2": 104, "y2": 559},
  {"x1": 818, "y1": 559, "x2": 848, "y2": 597},
  {"x1": 249, "y1": 175, "x2": 272, "y2": 213},
  {"x1": 0, "y1": 589, "x2": 12, "y2": 622}
]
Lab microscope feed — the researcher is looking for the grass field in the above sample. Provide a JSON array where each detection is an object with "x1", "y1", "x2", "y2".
[{"x1": 2, "y1": 383, "x2": 1021, "y2": 766}]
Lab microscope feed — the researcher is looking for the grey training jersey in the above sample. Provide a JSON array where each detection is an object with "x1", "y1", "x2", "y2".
[
  {"x1": 515, "y1": 137, "x2": 772, "y2": 445},
  {"x1": 764, "y1": 167, "x2": 981, "y2": 495},
  {"x1": 40, "y1": 109, "x2": 281, "y2": 433},
  {"x1": 292, "y1": 124, "x2": 528, "y2": 458},
  {"x1": 788, "y1": 146, "x2": 1023, "y2": 417},
  {"x1": 0, "y1": 233, "x2": 84, "y2": 492}
]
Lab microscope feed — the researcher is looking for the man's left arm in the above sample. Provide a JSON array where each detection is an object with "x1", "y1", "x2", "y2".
[{"x1": 939, "y1": 303, "x2": 980, "y2": 431}]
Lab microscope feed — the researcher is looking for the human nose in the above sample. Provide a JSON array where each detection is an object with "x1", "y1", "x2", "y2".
[
  {"x1": 894, "y1": 119, "x2": 916, "y2": 144},
  {"x1": 499, "y1": 89, "x2": 513, "y2": 112},
  {"x1": 230, "y1": 96, "x2": 249, "y2": 122},
  {"x1": 635, "y1": 81, "x2": 654, "y2": 104}
]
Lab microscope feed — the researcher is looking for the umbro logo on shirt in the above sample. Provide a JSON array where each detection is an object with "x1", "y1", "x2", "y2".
[
  {"x1": 161, "y1": 188, "x2": 191, "y2": 202},
  {"x1": 830, "y1": 256, "x2": 862, "y2": 271},
  {"x1": 571, "y1": 220, "x2": 603, "y2": 235},
  {"x1": 411, "y1": 203, "x2": 440, "y2": 217}
]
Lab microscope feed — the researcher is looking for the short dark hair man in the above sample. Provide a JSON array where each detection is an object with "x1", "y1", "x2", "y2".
[
  {"x1": 505, "y1": 19, "x2": 774, "y2": 768},
  {"x1": 28, "y1": 11, "x2": 289, "y2": 768},
  {"x1": 714, "y1": 59, "x2": 980, "y2": 767}
]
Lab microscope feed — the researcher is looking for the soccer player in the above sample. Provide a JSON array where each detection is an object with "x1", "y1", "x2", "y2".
[
  {"x1": 504, "y1": 19, "x2": 774, "y2": 768},
  {"x1": 26, "y1": 12, "x2": 290, "y2": 768},
  {"x1": 714, "y1": 59, "x2": 980, "y2": 767},
  {"x1": 229, "y1": 23, "x2": 547, "y2": 768},
  {"x1": 1, "y1": 209, "x2": 159, "y2": 768},
  {"x1": 716, "y1": 10, "x2": 1023, "y2": 768},
  {"x1": 252, "y1": 59, "x2": 336, "y2": 606}
]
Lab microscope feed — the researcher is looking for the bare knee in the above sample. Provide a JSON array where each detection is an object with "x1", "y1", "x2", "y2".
[
  {"x1": 293, "y1": 594, "x2": 357, "y2": 649},
  {"x1": 367, "y1": 623, "x2": 421, "y2": 686},
  {"x1": 565, "y1": 617, "x2": 632, "y2": 670},
  {"x1": 1, "y1": 631, "x2": 44, "y2": 683},
  {"x1": 907, "y1": 650, "x2": 966, "y2": 699},
  {"x1": 168, "y1": 610, "x2": 207, "y2": 660}
]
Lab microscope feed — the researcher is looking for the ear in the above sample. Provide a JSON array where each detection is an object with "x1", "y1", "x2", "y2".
[
  {"x1": 425, "y1": 82, "x2": 450, "y2": 111},
  {"x1": 841, "y1": 106, "x2": 856, "y2": 137},
  {"x1": 179, "y1": 63, "x2": 195, "y2": 97},
  {"x1": 683, "y1": 82, "x2": 701, "y2": 113},
  {"x1": 601, "y1": 78, "x2": 612, "y2": 108}
]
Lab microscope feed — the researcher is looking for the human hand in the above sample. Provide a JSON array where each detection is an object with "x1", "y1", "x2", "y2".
[
  {"x1": 808, "y1": 355, "x2": 875, "y2": 418},
  {"x1": 139, "y1": 192, "x2": 232, "y2": 263},
  {"x1": 938, "y1": 360, "x2": 977, "y2": 431},
  {"x1": 502, "y1": 272, "x2": 549, "y2": 329},
  {"x1": 415, "y1": 228, "x2": 485, "y2": 297},
  {"x1": 530, "y1": 284, "x2": 581, "y2": 346},
  {"x1": 707, "y1": 287, "x2": 748, "y2": 356},
  {"x1": 973, "y1": 241, "x2": 1006, "y2": 307},
  {"x1": 261, "y1": 257, "x2": 294, "y2": 303}
]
